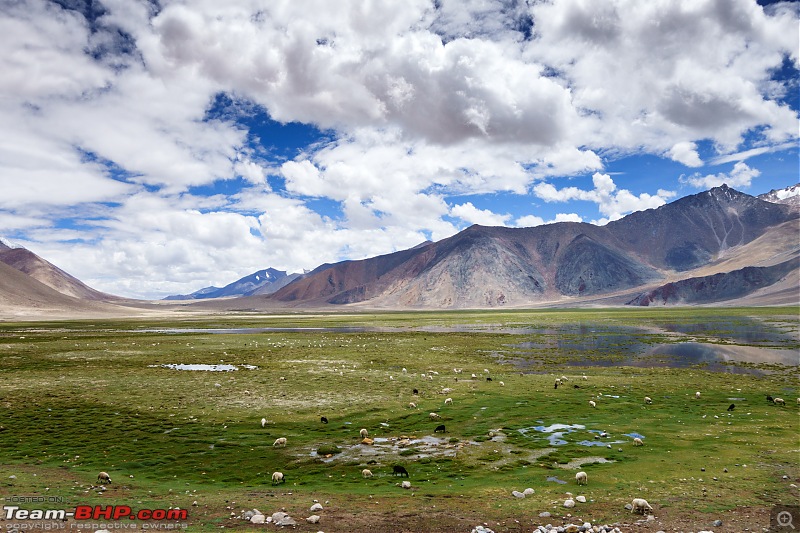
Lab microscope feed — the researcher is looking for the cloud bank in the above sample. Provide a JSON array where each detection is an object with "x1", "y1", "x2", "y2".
[{"x1": 0, "y1": 0, "x2": 797, "y2": 297}]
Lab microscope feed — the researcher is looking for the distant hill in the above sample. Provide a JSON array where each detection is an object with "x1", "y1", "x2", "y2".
[
  {"x1": 0, "y1": 183, "x2": 797, "y2": 317},
  {"x1": 758, "y1": 183, "x2": 800, "y2": 207},
  {"x1": 627, "y1": 256, "x2": 799, "y2": 306},
  {"x1": 268, "y1": 185, "x2": 799, "y2": 308},
  {"x1": 0, "y1": 242, "x2": 117, "y2": 301},
  {"x1": 164, "y1": 268, "x2": 301, "y2": 300}
]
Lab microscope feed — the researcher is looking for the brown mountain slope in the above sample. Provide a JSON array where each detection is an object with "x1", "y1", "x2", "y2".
[
  {"x1": 0, "y1": 247, "x2": 117, "y2": 301},
  {"x1": 269, "y1": 185, "x2": 798, "y2": 309},
  {"x1": 0, "y1": 261, "x2": 126, "y2": 319}
]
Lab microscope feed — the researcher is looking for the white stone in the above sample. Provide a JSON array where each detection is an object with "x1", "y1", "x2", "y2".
[
  {"x1": 576, "y1": 495, "x2": 587, "y2": 503},
  {"x1": 563, "y1": 499, "x2": 575, "y2": 508},
  {"x1": 310, "y1": 503, "x2": 323, "y2": 512},
  {"x1": 402, "y1": 481, "x2": 411, "y2": 489},
  {"x1": 511, "y1": 490, "x2": 525, "y2": 498},
  {"x1": 250, "y1": 514, "x2": 265, "y2": 524},
  {"x1": 306, "y1": 515, "x2": 321, "y2": 524},
  {"x1": 523, "y1": 488, "x2": 535, "y2": 496}
]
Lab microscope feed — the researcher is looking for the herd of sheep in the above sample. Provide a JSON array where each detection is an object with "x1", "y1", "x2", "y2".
[
  {"x1": 182, "y1": 366, "x2": 795, "y2": 520},
  {"x1": 256, "y1": 369, "x2": 727, "y2": 517}
]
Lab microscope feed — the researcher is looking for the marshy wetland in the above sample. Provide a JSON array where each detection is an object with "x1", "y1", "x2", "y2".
[{"x1": 0, "y1": 307, "x2": 797, "y2": 531}]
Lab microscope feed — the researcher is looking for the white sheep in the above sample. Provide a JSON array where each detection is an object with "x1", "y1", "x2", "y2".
[
  {"x1": 444, "y1": 397, "x2": 453, "y2": 405},
  {"x1": 633, "y1": 437, "x2": 644, "y2": 446},
  {"x1": 644, "y1": 396, "x2": 652, "y2": 404},
  {"x1": 575, "y1": 471, "x2": 587, "y2": 485},
  {"x1": 273, "y1": 437, "x2": 287, "y2": 447},
  {"x1": 271, "y1": 471, "x2": 284, "y2": 484},
  {"x1": 261, "y1": 418, "x2": 267, "y2": 428},
  {"x1": 402, "y1": 368, "x2": 407, "y2": 373},
  {"x1": 589, "y1": 400, "x2": 596, "y2": 408},
  {"x1": 362, "y1": 468, "x2": 373, "y2": 478},
  {"x1": 408, "y1": 402, "x2": 417, "y2": 408},
  {"x1": 631, "y1": 497, "x2": 653, "y2": 514},
  {"x1": 582, "y1": 374, "x2": 587, "y2": 380},
  {"x1": 429, "y1": 412, "x2": 441, "y2": 420},
  {"x1": 774, "y1": 397, "x2": 786, "y2": 406},
  {"x1": 360, "y1": 428, "x2": 369, "y2": 438},
  {"x1": 97, "y1": 471, "x2": 112, "y2": 484},
  {"x1": 695, "y1": 391, "x2": 701, "y2": 399},
  {"x1": 499, "y1": 381, "x2": 505, "y2": 386}
]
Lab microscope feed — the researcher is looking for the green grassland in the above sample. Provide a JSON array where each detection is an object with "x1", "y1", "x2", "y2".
[{"x1": 0, "y1": 307, "x2": 797, "y2": 531}]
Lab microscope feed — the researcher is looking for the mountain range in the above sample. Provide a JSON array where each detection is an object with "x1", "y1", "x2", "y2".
[
  {"x1": 0, "y1": 184, "x2": 797, "y2": 318},
  {"x1": 163, "y1": 268, "x2": 301, "y2": 300}
]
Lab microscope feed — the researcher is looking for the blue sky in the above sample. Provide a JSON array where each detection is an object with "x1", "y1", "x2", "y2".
[{"x1": 0, "y1": 0, "x2": 798, "y2": 299}]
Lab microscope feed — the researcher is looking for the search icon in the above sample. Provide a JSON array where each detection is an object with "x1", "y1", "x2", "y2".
[{"x1": 778, "y1": 510, "x2": 796, "y2": 530}]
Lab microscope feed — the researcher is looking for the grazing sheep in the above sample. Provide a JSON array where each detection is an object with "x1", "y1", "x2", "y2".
[
  {"x1": 392, "y1": 465, "x2": 409, "y2": 477},
  {"x1": 402, "y1": 368, "x2": 407, "y2": 373},
  {"x1": 360, "y1": 428, "x2": 369, "y2": 438},
  {"x1": 766, "y1": 395, "x2": 774, "y2": 402},
  {"x1": 273, "y1": 437, "x2": 287, "y2": 447},
  {"x1": 362, "y1": 469, "x2": 373, "y2": 478},
  {"x1": 261, "y1": 418, "x2": 267, "y2": 428},
  {"x1": 413, "y1": 389, "x2": 419, "y2": 395},
  {"x1": 575, "y1": 471, "x2": 588, "y2": 485},
  {"x1": 633, "y1": 437, "x2": 644, "y2": 446},
  {"x1": 320, "y1": 416, "x2": 328, "y2": 424},
  {"x1": 434, "y1": 424, "x2": 446, "y2": 433},
  {"x1": 271, "y1": 471, "x2": 284, "y2": 484},
  {"x1": 554, "y1": 381, "x2": 559, "y2": 390},
  {"x1": 429, "y1": 412, "x2": 440, "y2": 420},
  {"x1": 409, "y1": 402, "x2": 417, "y2": 408},
  {"x1": 695, "y1": 391, "x2": 701, "y2": 399},
  {"x1": 644, "y1": 396, "x2": 652, "y2": 404},
  {"x1": 582, "y1": 374, "x2": 587, "y2": 380},
  {"x1": 589, "y1": 400, "x2": 596, "y2": 408},
  {"x1": 97, "y1": 472, "x2": 112, "y2": 484},
  {"x1": 444, "y1": 397, "x2": 453, "y2": 405},
  {"x1": 727, "y1": 404, "x2": 735, "y2": 411},
  {"x1": 774, "y1": 397, "x2": 786, "y2": 406},
  {"x1": 631, "y1": 498, "x2": 653, "y2": 515},
  {"x1": 471, "y1": 373, "x2": 477, "y2": 379},
  {"x1": 797, "y1": 398, "x2": 800, "y2": 405},
  {"x1": 499, "y1": 381, "x2": 505, "y2": 386}
]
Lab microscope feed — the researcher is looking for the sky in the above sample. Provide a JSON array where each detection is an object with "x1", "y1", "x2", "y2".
[{"x1": 1, "y1": 0, "x2": 798, "y2": 299}]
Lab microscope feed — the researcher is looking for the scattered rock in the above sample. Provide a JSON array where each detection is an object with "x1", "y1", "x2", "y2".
[
  {"x1": 575, "y1": 495, "x2": 587, "y2": 503},
  {"x1": 565, "y1": 525, "x2": 580, "y2": 533},
  {"x1": 523, "y1": 488, "x2": 535, "y2": 496},
  {"x1": 401, "y1": 481, "x2": 411, "y2": 489},
  {"x1": 563, "y1": 499, "x2": 575, "y2": 508},
  {"x1": 250, "y1": 514, "x2": 265, "y2": 524},
  {"x1": 539, "y1": 511, "x2": 551, "y2": 518},
  {"x1": 271, "y1": 511, "x2": 296, "y2": 526},
  {"x1": 471, "y1": 526, "x2": 495, "y2": 533},
  {"x1": 306, "y1": 515, "x2": 321, "y2": 524},
  {"x1": 624, "y1": 503, "x2": 633, "y2": 510},
  {"x1": 511, "y1": 490, "x2": 525, "y2": 498},
  {"x1": 310, "y1": 503, "x2": 324, "y2": 512},
  {"x1": 713, "y1": 519, "x2": 723, "y2": 526}
]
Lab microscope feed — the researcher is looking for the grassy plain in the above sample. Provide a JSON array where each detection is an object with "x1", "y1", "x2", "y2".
[{"x1": 0, "y1": 307, "x2": 797, "y2": 531}]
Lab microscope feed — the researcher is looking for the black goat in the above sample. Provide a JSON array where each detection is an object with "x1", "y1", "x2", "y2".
[{"x1": 392, "y1": 465, "x2": 409, "y2": 477}]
